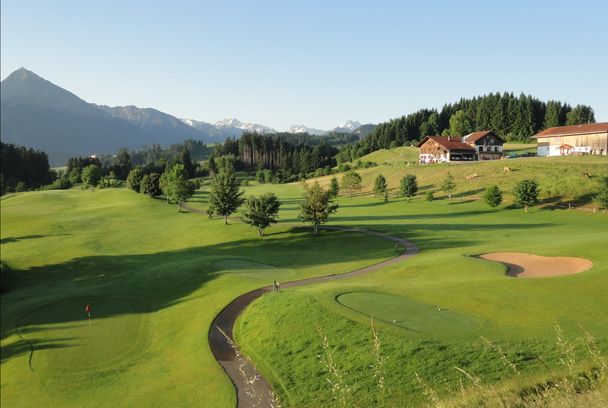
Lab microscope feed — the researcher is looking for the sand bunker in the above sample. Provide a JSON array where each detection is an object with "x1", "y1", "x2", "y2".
[{"x1": 480, "y1": 252, "x2": 593, "y2": 278}]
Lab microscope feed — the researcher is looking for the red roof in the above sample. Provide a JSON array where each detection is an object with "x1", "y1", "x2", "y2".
[
  {"x1": 463, "y1": 130, "x2": 504, "y2": 143},
  {"x1": 417, "y1": 136, "x2": 475, "y2": 150},
  {"x1": 533, "y1": 122, "x2": 608, "y2": 138}
]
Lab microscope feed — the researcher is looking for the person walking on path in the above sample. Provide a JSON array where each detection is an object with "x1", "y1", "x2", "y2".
[{"x1": 272, "y1": 280, "x2": 280, "y2": 291}]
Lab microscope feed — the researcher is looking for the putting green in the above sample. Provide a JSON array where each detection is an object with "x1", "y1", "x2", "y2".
[
  {"x1": 18, "y1": 296, "x2": 155, "y2": 374},
  {"x1": 213, "y1": 259, "x2": 295, "y2": 281},
  {"x1": 336, "y1": 291, "x2": 480, "y2": 336}
]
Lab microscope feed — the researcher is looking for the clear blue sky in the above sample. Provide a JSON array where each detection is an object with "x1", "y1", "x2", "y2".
[{"x1": 2, "y1": 0, "x2": 607, "y2": 130}]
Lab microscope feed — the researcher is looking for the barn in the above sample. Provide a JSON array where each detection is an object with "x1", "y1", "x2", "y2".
[
  {"x1": 533, "y1": 122, "x2": 608, "y2": 156},
  {"x1": 462, "y1": 130, "x2": 504, "y2": 160},
  {"x1": 417, "y1": 136, "x2": 476, "y2": 163}
]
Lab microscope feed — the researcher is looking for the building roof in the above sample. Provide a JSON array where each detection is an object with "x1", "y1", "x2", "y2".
[
  {"x1": 417, "y1": 136, "x2": 475, "y2": 151},
  {"x1": 463, "y1": 130, "x2": 504, "y2": 143},
  {"x1": 533, "y1": 122, "x2": 608, "y2": 138}
]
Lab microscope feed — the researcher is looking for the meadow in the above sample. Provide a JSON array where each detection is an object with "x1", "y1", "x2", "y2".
[
  {"x1": 0, "y1": 189, "x2": 394, "y2": 407},
  {"x1": 1, "y1": 153, "x2": 608, "y2": 407}
]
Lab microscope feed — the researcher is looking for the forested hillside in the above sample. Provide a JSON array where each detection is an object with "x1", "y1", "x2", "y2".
[{"x1": 364, "y1": 92, "x2": 595, "y2": 151}]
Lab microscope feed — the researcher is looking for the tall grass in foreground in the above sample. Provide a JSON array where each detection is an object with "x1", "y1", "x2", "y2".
[
  {"x1": 217, "y1": 326, "x2": 281, "y2": 408},
  {"x1": 315, "y1": 323, "x2": 607, "y2": 407}
]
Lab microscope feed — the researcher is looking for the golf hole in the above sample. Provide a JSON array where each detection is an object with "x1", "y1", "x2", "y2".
[
  {"x1": 18, "y1": 296, "x2": 155, "y2": 374},
  {"x1": 336, "y1": 291, "x2": 480, "y2": 335}
]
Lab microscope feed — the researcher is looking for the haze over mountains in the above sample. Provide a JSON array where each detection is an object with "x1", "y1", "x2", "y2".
[{"x1": 0, "y1": 68, "x2": 370, "y2": 165}]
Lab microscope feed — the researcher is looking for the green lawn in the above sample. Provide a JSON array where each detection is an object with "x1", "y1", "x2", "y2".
[
  {"x1": 2, "y1": 154, "x2": 607, "y2": 407},
  {"x1": 0, "y1": 188, "x2": 394, "y2": 407},
  {"x1": 319, "y1": 154, "x2": 608, "y2": 205},
  {"x1": 236, "y1": 192, "x2": 608, "y2": 407}
]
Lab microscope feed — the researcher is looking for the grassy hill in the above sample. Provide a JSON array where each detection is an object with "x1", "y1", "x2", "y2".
[
  {"x1": 0, "y1": 188, "x2": 394, "y2": 407},
  {"x1": 331, "y1": 148, "x2": 607, "y2": 206},
  {"x1": 236, "y1": 190, "x2": 608, "y2": 407},
  {"x1": 1, "y1": 150, "x2": 607, "y2": 407}
]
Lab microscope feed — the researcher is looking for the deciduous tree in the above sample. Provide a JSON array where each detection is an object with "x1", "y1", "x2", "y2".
[
  {"x1": 127, "y1": 167, "x2": 145, "y2": 192},
  {"x1": 442, "y1": 172, "x2": 456, "y2": 199},
  {"x1": 299, "y1": 182, "x2": 338, "y2": 235},
  {"x1": 242, "y1": 193, "x2": 281, "y2": 236},
  {"x1": 81, "y1": 164, "x2": 101, "y2": 189},
  {"x1": 484, "y1": 185, "x2": 503, "y2": 208},
  {"x1": 341, "y1": 171, "x2": 362, "y2": 197},
  {"x1": 207, "y1": 157, "x2": 244, "y2": 223},
  {"x1": 400, "y1": 174, "x2": 418, "y2": 199},
  {"x1": 373, "y1": 174, "x2": 389, "y2": 202},
  {"x1": 140, "y1": 173, "x2": 162, "y2": 197},
  {"x1": 513, "y1": 179, "x2": 539, "y2": 212}
]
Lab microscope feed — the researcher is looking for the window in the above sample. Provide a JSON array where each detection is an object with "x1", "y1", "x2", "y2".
[{"x1": 494, "y1": 146, "x2": 499, "y2": 152}]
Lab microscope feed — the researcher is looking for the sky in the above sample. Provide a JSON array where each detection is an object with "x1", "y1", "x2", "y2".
[{"x1": 2, "y1": 0, "x2": 607, "y2": 130}]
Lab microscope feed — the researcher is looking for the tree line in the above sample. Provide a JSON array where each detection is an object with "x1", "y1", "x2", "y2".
[
  {"x1": 342, "y1": 93, "x2": 596, "y2": 158},
  {"x1": 209, "y1": 132, "x2": 340, "y2": 182},
  {"x1": 1, "y1": 142, "x2": 53, "y2": 195}
]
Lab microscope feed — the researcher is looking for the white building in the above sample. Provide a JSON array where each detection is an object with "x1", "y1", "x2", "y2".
[{"x1": 533, "y1": 123, "x2": 608, "y2": 157}]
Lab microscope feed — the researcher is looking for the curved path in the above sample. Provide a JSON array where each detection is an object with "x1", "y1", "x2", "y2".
[{"x1": 181, "y1": 205, "x2": 419, "y2": 407}]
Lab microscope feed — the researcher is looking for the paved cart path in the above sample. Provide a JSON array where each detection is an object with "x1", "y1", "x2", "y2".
[{"x1": 182, "y1": 204, "x2": 419, "y2": 408}]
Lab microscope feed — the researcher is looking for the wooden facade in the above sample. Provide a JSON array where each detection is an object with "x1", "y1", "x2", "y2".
[
  {"x1": 462, "y1": 131, "x2": 504, "y2": 160},
  {"x1": 417, "y1": 136, "x2": 476, "y2": 163},
  {"x1": 534, "y1": 123, "x2": 608, "y2": 156}
]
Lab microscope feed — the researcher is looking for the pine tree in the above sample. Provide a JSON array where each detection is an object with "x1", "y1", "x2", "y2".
[
  {"x1": 544, "y1": 101, "x2": 562, "y2": 128},
  {"x1": 566, "y1": 105, "x2": 595, "y2": 125},
  {"x1": 180, "y1": 149, "x2": 195, "y2": 178},
  {"x1": 329, "y1": 176, "x2": 340, "y2": 197}
]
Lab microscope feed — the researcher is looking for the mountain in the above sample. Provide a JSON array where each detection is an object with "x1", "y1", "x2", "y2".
[
  {"x1": 288, "y1": 121, "x2": 368, "y2": 136},
  {"x1": 0, "y1": 68, "x2": 215, "y2": 165},
  {"x1": 353, "y1": 123, "x2": 377, "y2": 138},
  {"x1": 93, "y1": 104, "x2": 207, "y2": 146},
  {"x1": 180, "y1": 118, "x2": 224, "y2": 141},
  {"x1": 333, "y1": 120, "x2": 362, "y2": 133},
  {"x1": 215, "y1": 118, "x2": 276, "y2": 134},
  {"x1": 288, "y1": 124, "x2": 326, "y2": 135}
]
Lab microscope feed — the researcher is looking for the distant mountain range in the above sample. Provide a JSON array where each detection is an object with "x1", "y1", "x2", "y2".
[{"x1": 1, "y1": 68, "x2": 372, "y2": 165}]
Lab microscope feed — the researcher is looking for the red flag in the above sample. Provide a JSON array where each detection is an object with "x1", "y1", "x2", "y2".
[{"x1": 85, "y1": 304, "x2": 90, "y2": 313}]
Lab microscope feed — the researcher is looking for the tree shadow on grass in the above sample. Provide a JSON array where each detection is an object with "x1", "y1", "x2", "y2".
[
  {"x1": 1, "y1": 234, "x2": 71, "y2": 245},
  {"x1": 0, "y1": 228, "x2": 403, "y2": 362}
]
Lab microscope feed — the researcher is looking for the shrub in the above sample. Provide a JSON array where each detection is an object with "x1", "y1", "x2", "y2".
[
  {"x1": 81, "y1": 165, "x2": 101, "y2": 188},
  {"x1": 513, "y1": 179, "x2": 540, "y2": 212},
  {"x1": 373, "y1": 174, "x2": 389, "y2": 202},
  {"x1": 127, "y1": 167, "x2": 145, "y2": 192},
  {"x1": 484, "y1": 185, "x2": 503, "y2": 208},
  {"x1": 140, "y1": 173, "x2": 162, "y2": 197},
  {"x1": 425, "y1": 191, "x2": 434, "y2": 202},
  {"x1": 400, "y1": 175, "x2": 418, "y2": 198}
]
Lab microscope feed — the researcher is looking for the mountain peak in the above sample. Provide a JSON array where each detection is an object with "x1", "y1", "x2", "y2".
[{"x1": 3, "y1": 67, "x2": 45, "y2": 85}]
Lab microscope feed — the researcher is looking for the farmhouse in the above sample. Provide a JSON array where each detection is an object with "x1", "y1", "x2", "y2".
[
  {"x1": 462, "y1": 130, "x2": 504, "y2": 160},
  {"x1": 417, "y1": 136, "x2": 476, "y2": 163},
  {"x1": 533, "y1": 122, "x2": 608, "y2": 157}
]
